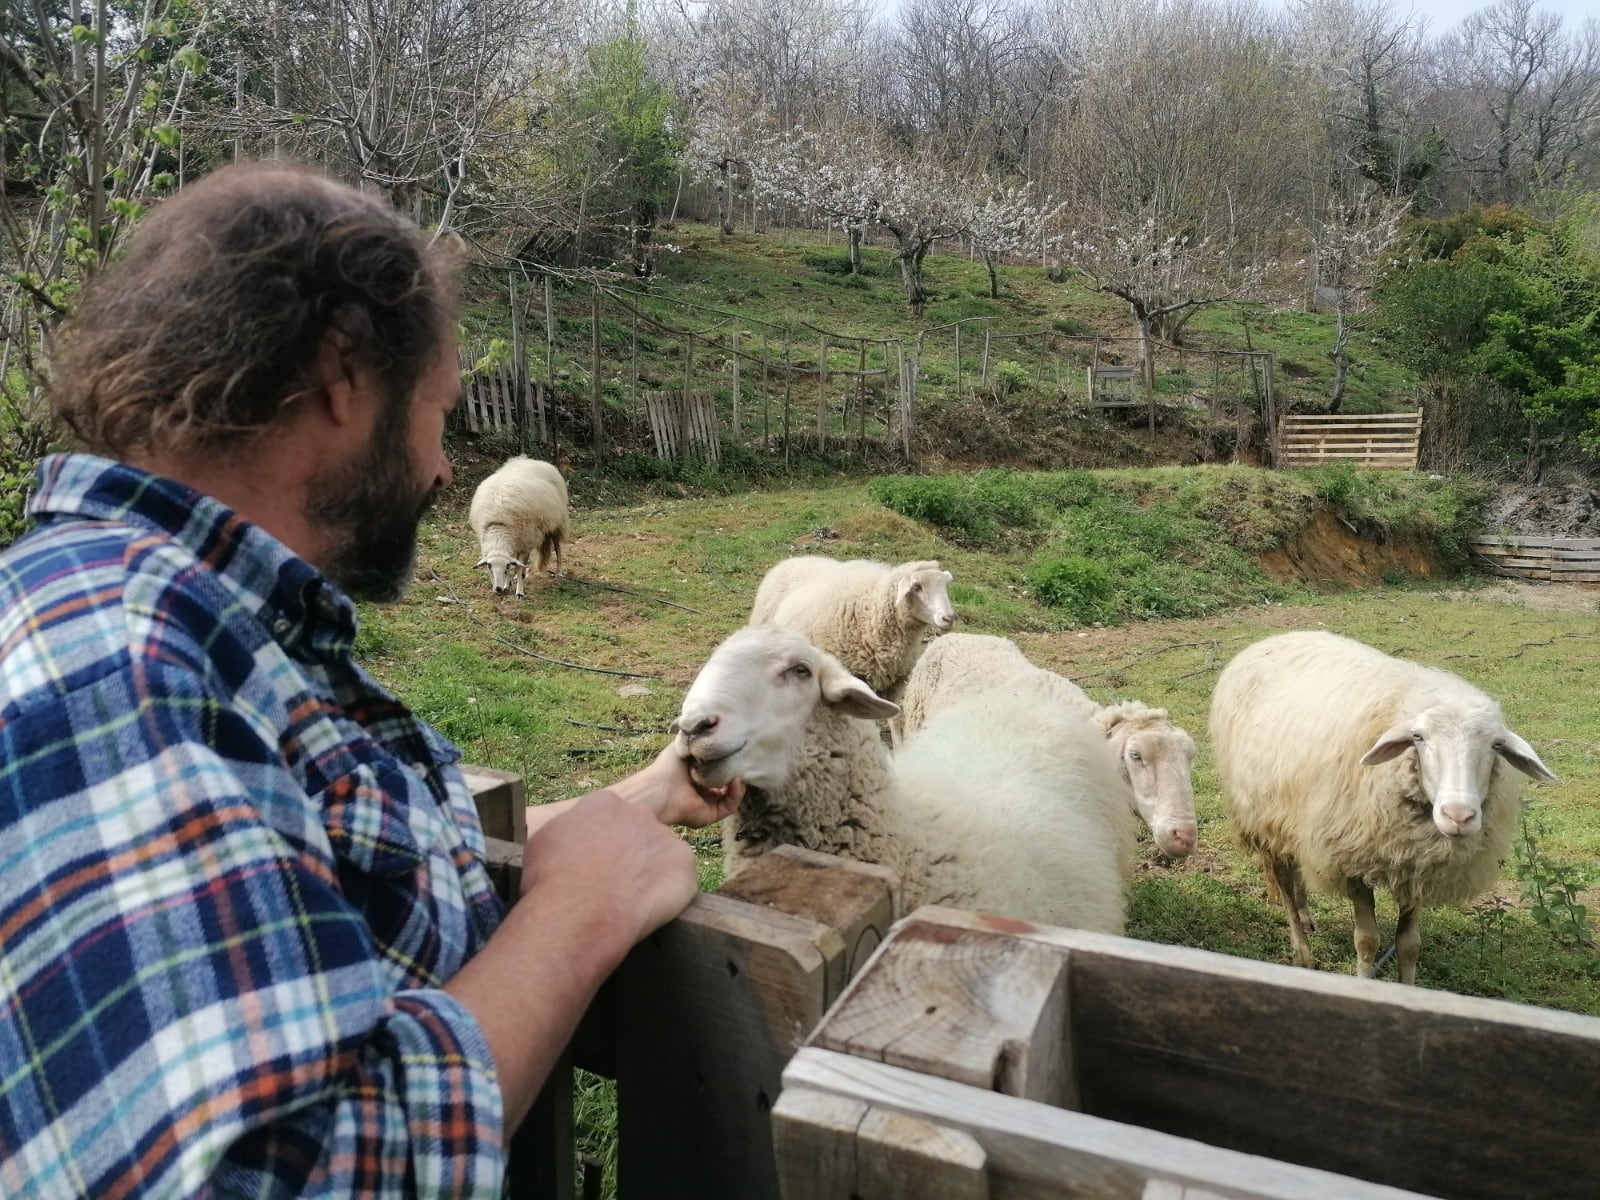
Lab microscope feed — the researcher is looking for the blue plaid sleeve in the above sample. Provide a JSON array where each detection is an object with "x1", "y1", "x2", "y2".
[{"x1": 0, "y1": 658, "x2": 507, "y2": 1199}]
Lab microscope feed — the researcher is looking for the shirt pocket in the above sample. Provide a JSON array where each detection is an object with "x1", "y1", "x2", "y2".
[{"x1": 319, "y1": 761, "x2": 430, "y2": 880}]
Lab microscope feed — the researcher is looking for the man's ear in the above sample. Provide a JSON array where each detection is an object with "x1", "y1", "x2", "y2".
[{"x1": 313, "y1": 332, "x2": 360, "y2": 428}]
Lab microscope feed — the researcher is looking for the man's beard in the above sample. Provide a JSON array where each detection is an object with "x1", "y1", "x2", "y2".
[{"x1": 305, "y1": 412, "x2": 439, "y2": 603}]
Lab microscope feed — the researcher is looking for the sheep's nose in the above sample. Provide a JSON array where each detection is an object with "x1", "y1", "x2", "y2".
[
  {"x1": 1161, "y1": 826, "x2": 1197, "y2": 856},
  {"x1": 938, "y1": 613, "x2": 955, "y2": 629},
  {"x1": 681, "y1": 713, "x2": 720, "y2": 738},
  {"x1": 1436, "y1": 802, "x2": 1480, "y2": 835}
]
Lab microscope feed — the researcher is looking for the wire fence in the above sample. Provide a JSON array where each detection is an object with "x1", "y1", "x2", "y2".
[{"x1": 454, "y1": 275, "x2": 1277, "y2": 467}]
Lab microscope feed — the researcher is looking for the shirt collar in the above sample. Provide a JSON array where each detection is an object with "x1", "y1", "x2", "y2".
[{"x1": 29, "y1": 452, "x2": 359, "y2": 659}]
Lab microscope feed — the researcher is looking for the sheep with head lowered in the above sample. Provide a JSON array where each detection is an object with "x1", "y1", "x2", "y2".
[
  {"x1": 748, "y1": 556, "x2": 956, "y2": 695},
  {"x1": 469, "y1": 456, "x2": 569, "y2": 597},
  {"x1": 1209, "y1": 630, "x2": 1557, "y2": 985},
  {"x1": 673, "y1": 624, "x2": 1135, "y2": 934},
  {"x1": 894, "y1": 632, "x2": 1199, "y2": 858}
]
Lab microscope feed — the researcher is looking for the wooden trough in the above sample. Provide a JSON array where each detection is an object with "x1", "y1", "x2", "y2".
[
  {"x1": 777, "y1": 907, "x2": 1600, "y2": 1200},
  {"x1": 1277, "y1": 410, "x2": 1422, "y2": 469},
  {"x1": 1469, "y1": 533, "x2": 1600, "y2": 586}
]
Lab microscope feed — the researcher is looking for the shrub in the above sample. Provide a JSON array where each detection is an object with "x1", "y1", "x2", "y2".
[{"x1": 1027, "y1": 555, "x2": 1116, "y2": 623}]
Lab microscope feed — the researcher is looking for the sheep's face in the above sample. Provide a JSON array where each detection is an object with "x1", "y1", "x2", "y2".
[
  {"x1": 898, "y1": 565, "x2": 957, "y2": 632},
  {"x1": 475, "y1": 554, "x2": 526, "y2": 595},
  {"x1": 673, "y1": 625, "x2": 898, "y2": 790},
  {"x1": 1360, "y1": 704, "x2": 1556, "y2": 837},
  {"x1": 1111, "y1": 722, "x2": 1199, "y2": 858}
]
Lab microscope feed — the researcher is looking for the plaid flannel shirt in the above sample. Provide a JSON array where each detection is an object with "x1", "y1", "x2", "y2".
[{"x1": 0, "y1": 453, "x2": 508, "y2": 1198}]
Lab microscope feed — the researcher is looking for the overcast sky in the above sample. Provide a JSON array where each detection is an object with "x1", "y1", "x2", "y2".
[{"x1": 1274, "y1": 0, "x2": 1596, "y2": 36}]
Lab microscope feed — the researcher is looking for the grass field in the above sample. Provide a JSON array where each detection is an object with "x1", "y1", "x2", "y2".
[{"x1": 365, "y1": 453, "x2": 1600, "y2": 1014}]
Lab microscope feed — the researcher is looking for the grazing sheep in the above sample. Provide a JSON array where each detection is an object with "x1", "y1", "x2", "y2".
[
  {"x1": 1209, "y1": 630, "x2": 1556, "y2": 984},
  {"x1": 895, "y1": 633, "x2": 1199, "y2": 857},
  {"x1": 469, "y1": 456, "x2": 569, "y2": 597},
  {"x1": 673, "y1": 624, "x2": 1135, "y2": 933},
  {"x1": 748, "y1": 556, "x2": 956, "y2": 694}
]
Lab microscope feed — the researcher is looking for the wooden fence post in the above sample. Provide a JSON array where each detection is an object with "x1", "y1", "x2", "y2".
[
  {"x1": 818, "y1": 333, "x2": 829, "y2": 448},
  {"x1": 732, "y1": 328, "x2": 742, "y2": 437},
  {"x1": 590, "y1": 289, "x2": 605, "y2": 457}
]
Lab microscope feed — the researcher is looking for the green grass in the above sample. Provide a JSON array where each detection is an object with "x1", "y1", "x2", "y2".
[{"x1": 371, "y1": 457, "x2": 1598, "y2": 1018}]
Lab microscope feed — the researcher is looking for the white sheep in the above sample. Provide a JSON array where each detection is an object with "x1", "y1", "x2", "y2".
[
  {"x1": 673, "y1": 624, "x2": 1135, "y2": 934},
  {"x1": 469, "y1": 456, "x2": 569, "y2": 597},
  {"x1": 1209, "y1": 630, "x2": 1556, "y2": 984},
  {"x1": 895, "y1": 633, "x2": 1198, "y2": 858},
  {"x1": 747, "y1": 556, "x2": 956, "y2": 695}
]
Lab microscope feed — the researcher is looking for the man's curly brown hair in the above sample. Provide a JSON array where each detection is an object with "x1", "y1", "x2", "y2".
[{"x1": 49, "y1": 161, "x2": 459, "y2": 461}]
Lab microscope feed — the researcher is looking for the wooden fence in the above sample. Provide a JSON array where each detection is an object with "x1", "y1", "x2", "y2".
[
  {"x1": 643, "y1": 389, "x2": 721, "y2": 462},
  {"x1": 1276, "y1": 409, "x2": 1422, "y2": 469},
  {"x1": 465, "y1": 768, "x2": 1600, "y2": 1200},
  {"x1": 778, "y1": 907, "x2": 1600, "y2": 1200},
  {"x1": 1469, "y1": 534, "x2": 1600, "y2": 585}
]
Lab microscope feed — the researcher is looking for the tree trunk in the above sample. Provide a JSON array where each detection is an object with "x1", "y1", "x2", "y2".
[
  {"x1": 1327, "y1": 302, "x2": 1351, "y2": 413},
  {"x1": 716, "y1": 161, "x2": 733, "y2": 236},
  {"x1": 896, "y1": 237, "x2": 928, "y2": 316},
  {"x1": 982, "y1": 250, "x2": 999, "y2": 299},
  {"x1": 1131, "y1": 304, "x2": 1156, "y2": 387},
  {"x1": 847, "y1": 221, "x2": 863, "y2": 274}
]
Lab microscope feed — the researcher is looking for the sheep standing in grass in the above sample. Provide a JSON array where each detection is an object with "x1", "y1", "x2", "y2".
[
  {"x1": 673, "y1": 624, "x2": 1135, "y2": 933},
  {"x1": 1209, "y1": 630, "x2": 1557, "y2": 984},
  {"x1": 469, "y1": 456, "x2": 569, "y2": 597},
  {"x1": 748, "y1": 556, "x2": 956, "y2": 694},
  {"x1": 896, "y1": 632, "x2": 1198, "y2": 858}
]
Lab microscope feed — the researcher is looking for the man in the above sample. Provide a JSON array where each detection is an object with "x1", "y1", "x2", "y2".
[{"x1": 0, "y1": 162, "x2": 740, "y2": 1198}]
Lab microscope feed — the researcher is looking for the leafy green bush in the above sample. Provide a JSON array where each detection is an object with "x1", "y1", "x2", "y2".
[
  {"x1": 1027, "y1": 555, "x2": 1116, "y2": 622},
  {"x1": 989, "y1": 360, "x2": 1030, "y2": 396},
  {"x1": 801, "y1": 251, "x2": 857, "y2": 276},
  {"x1": 870, "y1": 468, "x2": 1103, "y2": 546}
]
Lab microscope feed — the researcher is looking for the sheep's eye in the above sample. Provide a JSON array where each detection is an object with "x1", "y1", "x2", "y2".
[
  {"x1": 791, "y1": 663, "x2": 812, "y2": 680},
  {"x1": 1411, "y1": 733, "x2": 1425, "y2": 744},
  {"x1": 910, "y1": 581, "x2": 922, "y2": 593},
  {"x1": 1128, "y1": 750, "x2": 1143, "y2": 763}
]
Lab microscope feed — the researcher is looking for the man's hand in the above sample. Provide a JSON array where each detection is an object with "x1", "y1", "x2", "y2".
[{"x1": 607, "y1": 743, "x2": 746, "y2": 828}]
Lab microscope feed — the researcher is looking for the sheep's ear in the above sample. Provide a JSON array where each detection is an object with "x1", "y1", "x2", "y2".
[
  {"x1": 897, "y1": 576, "x2": 922, "y2": 601},
  {"x1": 1496, "y1": 729, "x2": 1558, "y2": 783},
  {"x1": 1359, "y1": 722, "x2": 1415, "y2": 766},
  {"x1": 817, "y1": 658, "x2": 899, "y2": 720},
  {"x1": 474, "y1": 557, "x2": 491, "y2": 569}
]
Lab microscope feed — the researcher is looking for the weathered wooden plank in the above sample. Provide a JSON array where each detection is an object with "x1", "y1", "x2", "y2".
[
  {"x1": 718, "y1": 844, "x2": 899, "y2": 999},
  {"x1": 774, "y1": 1090, "x2": 990, "y2": 1200},
  {"x1": 887, "y1": 908, "x2": 1600, "y2": 1200},
  {"x1": 615, "y1": 854, "x2": 902, "y2": 1200},
  {"x1": 773, "y1": 1089, "x2": 869, "y2": 1200},
  {"x1": 785, "y1": 1049, "x2": 1427, "y2": 1200},
  {"x1": 1470, "y1": 535, "x2": 1600, "y2": 551},
  {"x1": 1281, "y1": 413, "x2": 1421, "y2": 424},
  {"x1": 809, "y1": 917, "x2": 1074, "y2": 1109},
  {"x1": 461, "y1": 764, "x2": 528, "y2": 845}
]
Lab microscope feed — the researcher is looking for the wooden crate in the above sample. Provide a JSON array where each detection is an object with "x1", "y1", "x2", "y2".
[
  {"x1": 1469, "y1": 534, "x2": 1600, "y2": 586},
  {"x1": 1277, "y1": 410, "x2": 1422, "y2": 469},
  {"x1": 776, "y1": 906, "x2": 1600, "y2": 1200}
]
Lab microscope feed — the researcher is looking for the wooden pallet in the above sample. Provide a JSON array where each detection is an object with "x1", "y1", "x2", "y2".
[
  {"x1": 1469, "y1": 534, "x2": 1600, "y2": 585},
  {"x1": 1086, "y1": 363, "x2": 1139, "y2": 407},
  {"x1": 644, "y1": 389, "x2": 721, "y2": 462},
  {"x1": 1277, "y1": 410, "x2": 1422, "y2": 469}
]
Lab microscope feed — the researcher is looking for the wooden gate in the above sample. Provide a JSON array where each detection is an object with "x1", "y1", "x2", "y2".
[
  {"x1": 1276, "y1": 409, "x2": 1422, "y2": 469},
  {"x1": 644, "y1": 389, "x2": 721, "y2": 462},
  {"x1": 1469, "y1": 534, "x2": 1600, "y2": 585}
]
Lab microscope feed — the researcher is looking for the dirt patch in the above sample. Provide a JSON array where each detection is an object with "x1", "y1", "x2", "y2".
[
  {"x1": 1257, "y1": 508, "x2": 1441, "y2": 588},
  {"x1": 1481, "y1": 484, "x2": 1600, "y2": 536},
  {"x1": 1441, "y1": 579, "x2": 1599, "y2": 614}
]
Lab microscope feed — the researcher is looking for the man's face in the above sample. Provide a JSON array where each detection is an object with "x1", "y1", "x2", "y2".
[{"x1": 307, "y1": 345, "x2": 458, "y2": 603}]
